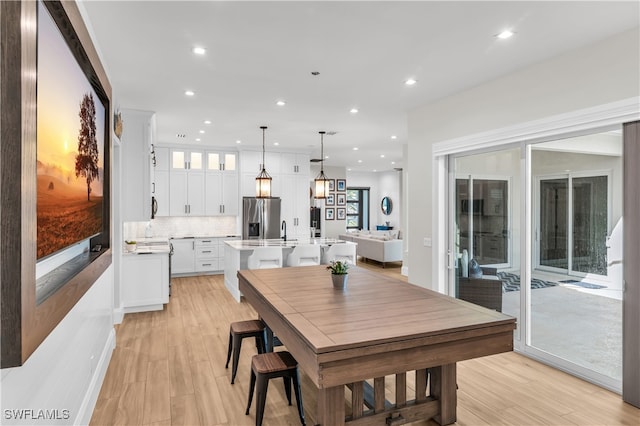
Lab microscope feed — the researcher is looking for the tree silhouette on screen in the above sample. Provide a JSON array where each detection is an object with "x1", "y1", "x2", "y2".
[{"x1": 75, "y1": 93, "x2": 99, "y2": 201}]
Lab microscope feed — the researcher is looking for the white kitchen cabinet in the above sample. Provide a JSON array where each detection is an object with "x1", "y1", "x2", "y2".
[
  {"x1": 171, "y1": 149, "x2": 204, "y2": 170},
  {"x1": 153, "y1": 170, "x2": 169, "y2": 217},
  {"x1": 207, "y1": 151, "x2": 237, "y2": 171},
  {"x1": 279, "y1": 174, "x2": 311, "y2": 239},
  {"x1": 169, "y1": 170, "x2": 205, "y2": 216},
  {"x1": 195, "y1": 238, "x2": 219, "y2": 272},
  {"x1": 121, "y1": 109, "x2": 155, "y2": 221},
  {"x1": 205, "y1": 172, "x2": 239, "y2": 216},
  {"x1": 171, "y1": 237, "x2": 236, "y2": 276},
  {"x1": 155, "y1": 147, "x2": 169, "y2": 171},
  {"x1": 121, "y1": 253, "x2": 169, "y2": 312},
  {"x1": 170, "y1": 238, "x2": 196, "y2": 274},
  {"x1": 280, "y1": 152, "x2": 310, "y2": 175},
  {"x1": 240, "y1": 150, "x2": 281, "y2": 175}
]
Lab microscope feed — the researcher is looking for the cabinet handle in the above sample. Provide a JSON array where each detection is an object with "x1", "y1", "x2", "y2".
[
  {"x1": 184, "y1": 205, "x2": 187, "y2": 214},
  {"x1": 202, "y1": 263, "x2": 212, "y2": 266},
  {"x1": 152, "y1": 182, "x2": 155, "y2": 194},
  {"x1": 192, "y1": 241, "x2": 195, "y2": 250},
  {"x1": 221, "y1": 163, "x2": 225, "y2": 171},
  {"x1": 202, "y1": 250, "x2": 212, "y2": 253},
  {"x1": 202, "y1": 240, "x2": 212, "y2": 243},
  {"x1": 222, "y1": 205, "x2": 225, "y2": 213}
]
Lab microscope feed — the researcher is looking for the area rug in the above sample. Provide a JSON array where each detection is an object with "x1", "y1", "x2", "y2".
[
  {"x1": 497, "y1": 272, "x2": 558, "y2": 292},
  {"x1": 558, "y1": 279, "x2": 607, "y2": 289}
]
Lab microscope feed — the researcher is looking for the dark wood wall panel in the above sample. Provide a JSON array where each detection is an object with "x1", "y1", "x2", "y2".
[
  {"x1": 623, "y1": 120, "x2": 640, "y2": 408},
  {"x1": 1, "y1": 0, "x2": 24, "y2": 367}
]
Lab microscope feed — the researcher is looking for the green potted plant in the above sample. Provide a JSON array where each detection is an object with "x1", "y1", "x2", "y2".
[
  {"x1": 327, "y1": 260, "x2": 349, "y2": 289},
  {"x1": 125, "y1": 240, "x2": 137, "y2": 252}
]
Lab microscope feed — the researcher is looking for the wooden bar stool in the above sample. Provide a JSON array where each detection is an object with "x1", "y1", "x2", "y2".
[
  {"x1": 225, "y1": 319, "x2": 266, "y2": 384},
  {"x1": 245, "y1": 351, "x2": 305, "y2": 426}
]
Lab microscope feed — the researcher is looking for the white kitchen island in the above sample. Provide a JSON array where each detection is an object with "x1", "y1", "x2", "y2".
[{"x1": 223, "y1": 238, "x2": 354, "y2": 302}]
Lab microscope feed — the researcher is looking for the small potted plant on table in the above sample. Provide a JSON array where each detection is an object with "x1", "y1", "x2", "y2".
[{"x1": 327, "y1": 260, "x2": 349, "y2": 290}]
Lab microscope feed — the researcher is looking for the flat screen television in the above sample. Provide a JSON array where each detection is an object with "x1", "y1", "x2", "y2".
[{"x1": 36, "y1": 0, "x2": 106, "y2": 261}]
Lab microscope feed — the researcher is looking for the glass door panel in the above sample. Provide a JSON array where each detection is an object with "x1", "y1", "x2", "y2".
[
  {"x1": 539, "y1": 178, "x2": 568, "y2": 270},
  {"x1": 572, "y1": 176, "x2": 608, "y2": 275}
]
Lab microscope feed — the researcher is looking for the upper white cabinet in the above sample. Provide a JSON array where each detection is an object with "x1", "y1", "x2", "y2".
[
  {"x1": 205, "y1": 151, "x2": 239, "y2": 216},
  {"x1": 171, "y1": 149, "x2": 204, "y2": 170},
  {"x1": 155, "y1": 146, "x2": 169, "y2": 171},
  {"x1": 280, "y1": 153, "x2": 310, "y2": 175},
  {"x1": 169, "y1": 170, "x2": 204, "y2": 216},
  {"x1": 207, "y1": 151, "x2": 237, "y2": 172},
  {"x1": 121, "y1": 109, "x2": 155, "y2": 221}
]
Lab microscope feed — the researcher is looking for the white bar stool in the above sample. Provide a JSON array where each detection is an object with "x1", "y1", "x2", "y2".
[
  {"x1": 322, "y1": 242, "x2": 357, "y2": 265},
  {"x1": 247, "y1": 247, "x2": 283, "y2": 270},
  {"x1": 286, "y1": 245, "x2": 321, "y2": 267}
]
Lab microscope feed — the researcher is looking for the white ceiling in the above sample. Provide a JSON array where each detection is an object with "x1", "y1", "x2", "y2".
[{"x1": 80, "y1": 1, "x2": 639, "y2": 172}]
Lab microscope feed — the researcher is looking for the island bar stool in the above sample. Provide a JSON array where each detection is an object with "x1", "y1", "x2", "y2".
[
  {"x1": 322, "y1": 241, "x2": 357, "y2": 265},
  {"x1": 225, "y1": 319, "x2": 267, "y2": 384},
  {"x1": 286, "y1": 245, "x2": 321, "y2": 267},
  {"x1": 246, "y1": 351, "x2": 305, "y2": 426},
  {"x1": 247, "y1": 246, "x2": 283, "y2": 269}
]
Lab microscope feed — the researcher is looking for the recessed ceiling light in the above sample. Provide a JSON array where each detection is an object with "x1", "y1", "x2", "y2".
[
  {"x1": 236, "y1": 140, "x2": 242, "y2": 144},
  {"x1": 391, "y1": 161, "x2": 396, "y2": 165},
  {"x1": 358, "y1": 160, "x2": 363, "y2": 163},
  {"x1": 496, "y1": 30, "x2": 514, "y2": 39},
  {"x1": 274, "y1": 142, "x2": 279, "y2": 146},
  {"x1": 373, "y1": 169, "x2": 377, "y2": 172},
  {"x1": 199, "y1": 130, "x2": 205, "y2": 134},
  {"x1": 353, "y1": 147, "x2": 359, "y2": 151},
  {"x1": 192, "y1": 46, "x2": 206, "y2": 55},
  {"x1": 195, "y1": 138, "x2": 201, "y2": 142},
  {"x1": 380, "y1": 154, "x2": 385, "y2": 158},
  {"x1": 404, "y1": 78, "x2": 417, "y2": 86},
  {"x1": 204, "y1": 120, "x2": 212, "y2": 125},
  {"x1": 184, "y1": 90, "x2": 195, "y2": 96},
  {"x1": 347, "y1": 168, "x2": 352, "y2": 171},
  {"x1": 325, "y1": 155, "x2": 329, "y2": 159},
  {"x1": 391, "y1": 135, "x2": 397, "y2": 140},
  {"x1": 350, "y1": 108, "x2": 359, "y2": 114},
  {"x1": 276, "y1": 100, "x2": 286, "y2": 106}
]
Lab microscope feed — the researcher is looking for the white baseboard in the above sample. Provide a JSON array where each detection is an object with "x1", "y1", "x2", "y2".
[
  {"x1": 75, "y1": 327, "x2": 116, "y2": 425},
  {"x1": 113, "y1": 307, "x2": 124, "y2": 324}
]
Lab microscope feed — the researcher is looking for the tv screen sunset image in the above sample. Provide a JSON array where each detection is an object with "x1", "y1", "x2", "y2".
[{"x1": 37, "y1": 1, "x2": 105, "y2": 260}]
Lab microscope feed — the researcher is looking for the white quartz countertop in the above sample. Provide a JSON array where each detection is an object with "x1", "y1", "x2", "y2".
[
  {"x1": 170, "y1": 234, "x2": 241, "y2": 239},
  {"x1": 124, "y1": 238, "x2": 171, "y2": 255},
  {"x1": 224, "y1": 238, "x2": 351, "y2": 250}
]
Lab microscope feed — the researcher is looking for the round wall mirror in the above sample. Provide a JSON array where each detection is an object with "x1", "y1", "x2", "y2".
[{"x1": 381, "y1": 197, "x2": 392, "y2": 215}]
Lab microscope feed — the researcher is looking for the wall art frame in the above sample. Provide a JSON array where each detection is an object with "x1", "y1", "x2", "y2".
[{"x1": 0, "y1": 0, "x2": 112, "y2": 368}]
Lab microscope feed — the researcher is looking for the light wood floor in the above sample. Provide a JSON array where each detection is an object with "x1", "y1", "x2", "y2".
[{"x1": 91, "y1": 261, "x2": 639, "y2": 425}]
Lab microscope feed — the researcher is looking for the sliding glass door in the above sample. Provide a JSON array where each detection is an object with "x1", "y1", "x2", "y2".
[
  {"x1": 537, "y1": 174, "x2": 609, "y2": 277},
  {"x1": 449, "y1": 129, "x2": 623, "y2": 390}
]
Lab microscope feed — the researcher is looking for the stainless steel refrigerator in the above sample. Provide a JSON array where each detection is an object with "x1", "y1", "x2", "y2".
[{"x1": 242, "y1": 197, "x2": 281, "y2": 239}]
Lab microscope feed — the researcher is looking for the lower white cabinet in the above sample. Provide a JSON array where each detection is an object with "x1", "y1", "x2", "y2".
[
  {"x1": 121, "y1": 253, "x2": 169, "y2": 312},
  {"x1": 171, "y1": 238, "x2": 196, "y2": 274},
  {"x1": 171, "y1": 237, "x2": 239, "y2": 276}
]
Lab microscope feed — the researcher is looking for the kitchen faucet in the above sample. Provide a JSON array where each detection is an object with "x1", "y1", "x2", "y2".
[{"x1": 281, "y1": 220, "x2": 287, "y2": 241}]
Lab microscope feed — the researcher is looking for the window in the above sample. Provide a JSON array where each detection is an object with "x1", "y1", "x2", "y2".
[{"x1": 346, "y1": 188, "x2": 369, "y2": 230}]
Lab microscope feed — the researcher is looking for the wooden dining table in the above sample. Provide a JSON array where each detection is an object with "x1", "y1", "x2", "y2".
[{"x1": 238, "y1": 265, "x2": 516, "y2": 425}]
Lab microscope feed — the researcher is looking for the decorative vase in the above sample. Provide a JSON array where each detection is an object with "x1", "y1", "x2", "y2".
[
  {"x1": 461, "y1": 249, "x2": 469, "y2": 278},
  {"x1": 331, "y1": 273, "x2": 348, "y2": 290}
]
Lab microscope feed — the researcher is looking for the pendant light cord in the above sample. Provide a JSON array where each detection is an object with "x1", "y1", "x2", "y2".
[{"x1": 261, "y1": 126, "x2": 267, "y2": 170}]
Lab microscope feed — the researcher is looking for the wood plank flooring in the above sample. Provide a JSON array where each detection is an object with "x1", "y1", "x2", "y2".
[{"x1": 91, "y1": 262, "x2": 639, "y2": 425}]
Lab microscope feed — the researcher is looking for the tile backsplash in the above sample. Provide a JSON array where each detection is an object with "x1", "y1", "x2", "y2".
[{"x1": 123, "y1": 216, "x2": 239, "y2": 240}]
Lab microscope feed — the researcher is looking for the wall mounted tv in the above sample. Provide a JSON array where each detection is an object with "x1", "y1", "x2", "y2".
[{"x1": 36, "y1": 0, "x2": 106, "y2": 262}]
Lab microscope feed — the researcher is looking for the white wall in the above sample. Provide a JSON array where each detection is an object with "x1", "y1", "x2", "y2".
[
  {"x1": 311, "y1": 165, "x2": 347, "y2": 238},
  {"x1": 407, "y1": 28, "x2": 640, "y2": 289},
  {"x1": 0, "y1": 267, "x2": 115, "y2": 425},
  {"x1": 347, "y1": 171, "x2": 402, "y2": 230}
]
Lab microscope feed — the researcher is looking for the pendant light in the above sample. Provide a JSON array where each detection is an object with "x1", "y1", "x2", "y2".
[
  {"x1": 255, "y1": 126, "x2": 272, "y2": 198},
  {"x1": 314, "y1": 131, "x2": 330, "y2": 199}
]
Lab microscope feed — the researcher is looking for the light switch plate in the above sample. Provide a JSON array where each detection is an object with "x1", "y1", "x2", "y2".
[{"x1": 423, "y1": 237, "x2": 432, "y2": 247}]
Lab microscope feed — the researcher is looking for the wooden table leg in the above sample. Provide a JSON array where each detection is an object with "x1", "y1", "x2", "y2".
[
  {"x1": 431, "y1": 363, "x2": 457, "y2": 425},
  {"x1": 317, "y1": 385, "x2": 345, "y2": 425}
]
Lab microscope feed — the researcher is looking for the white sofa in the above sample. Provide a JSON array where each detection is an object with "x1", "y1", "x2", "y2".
[{"x1": 338, "y1": 231, "x2": 403, "y2": 267}]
